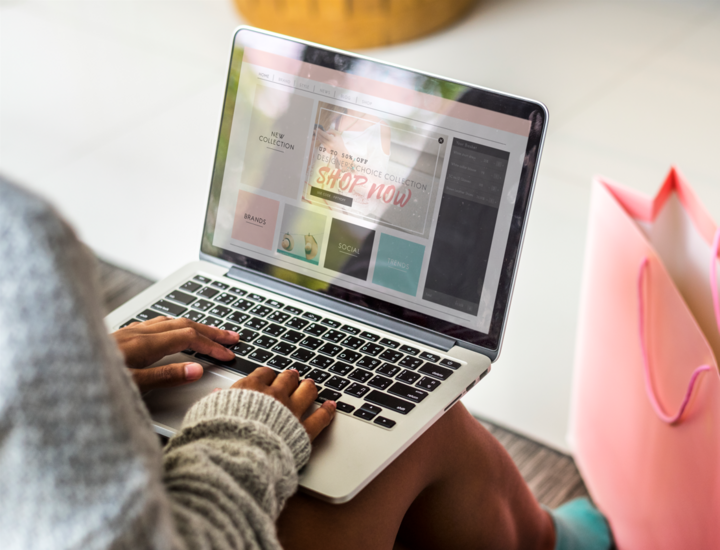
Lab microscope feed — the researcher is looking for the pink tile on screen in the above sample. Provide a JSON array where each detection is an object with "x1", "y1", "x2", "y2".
[{"x1": 231, "y1": 191, "x2": 279, "y2": 250}]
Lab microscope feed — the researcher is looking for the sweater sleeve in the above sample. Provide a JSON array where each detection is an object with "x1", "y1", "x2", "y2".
[{"x1": 0, "y1": 178, "x2": 309, "y2": 550}]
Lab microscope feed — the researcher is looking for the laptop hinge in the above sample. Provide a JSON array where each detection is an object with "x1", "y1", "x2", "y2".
[{"x1": 226, "y1": 266, "x2": 455, "y2": 352}]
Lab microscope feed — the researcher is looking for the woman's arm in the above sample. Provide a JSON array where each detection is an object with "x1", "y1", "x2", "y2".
[{"x1": 0, "y1": 179, "x2": 332, "y2": 550}]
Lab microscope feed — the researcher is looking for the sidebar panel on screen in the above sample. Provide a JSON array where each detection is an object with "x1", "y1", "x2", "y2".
[{"x1": 423, "y1": 139, "x2": 510, "y2": 317}]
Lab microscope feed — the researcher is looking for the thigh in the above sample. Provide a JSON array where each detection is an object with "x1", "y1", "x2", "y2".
[{"x1": 277, "y1": 404, "x2": 551, "y2": 550}]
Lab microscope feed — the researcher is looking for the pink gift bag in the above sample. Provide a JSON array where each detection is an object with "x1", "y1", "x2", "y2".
[{"x1": 570, "y1": 168, "x2": 720, "y2": 550}]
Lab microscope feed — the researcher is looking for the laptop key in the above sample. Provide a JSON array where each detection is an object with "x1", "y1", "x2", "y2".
[
  {"x1": 377, "y1": 363, "x2": 401, "y2": 377},
  {"x1": 379, "y1": 349, "x2": 403, "y2": 363},
  {"x1": 349, "y1": 368, "x2": 373, "y2": 383},
  {"x1": 304, "y1": 323, "x2": 327, "y2": 336},
  {"x1": 419, "y1": 363, "x2": 453, "y2": 381},
  {"x1": 368, "y1": 375, "x2": 393, "y2": 390},
  {"x1": 345, "y1": 383, "x2": 370, "y2": 398},
  {"x1": 266, "y1": 299, "x2": 284, "y2": 309},
  {"x1": 356, "y1": 357, "x2": 381, "y2": 370},
  {"x1": 245, "y1": 317, "x2": 269, "y2": 331},
  {"x1": 354, "y1": 408, "x2": 378, "y2": 421},
  {"x1": 210, "y1": 281, "x2": 229, "y2": 290},
  {"x1": 199, "y1": 316, "x2": 223, "y2": 328},
  {"x1": 233, "y1": 342, "x2": 254, "y2": 357},
  {"x1": 398, "y1": 345, "x2": 419, "y2": 356},
  {"x1": 193, "y1": 275, "x2": 212, "y2": 284},
  {"x1": 302, "y1": 312, "x2": 322, "y2": 322},
  {"x1": 181, "y1": 310, "x2": 205, "y2": 323},
  {"x1": 360, "y1": 331, "x2": 379, "y2": 342},
  {"x1": 343, "y1": 336, "x2": 364, "y2": 350},
  {"x1": 247, "y1": 293, "x2": 265, "y2": 303},
  {"x1": 248, "y1": 349, "x2": 273, "y2": 363},
  {"x1": 166, "y1": 290, "x2": 196, "y2": 305},
  {"x1": 267, "y1": 311, "x2": 291, "y2": 324},
  {"x1": 337, "y1": 350, "x2": 361, "y2": 363},
  {"x1": 268, "y1": 356, "x2": 293, "y2": 370},
  {"x1": 197, "y1": 286, "x2": 220, "y2": 299},
  {"x1": 317, "y1": 388, "x2": 341, "y2": 403},
  {"x1": 214, "y1": 292, "x2": 236, "y2": 305},
  {"x1": 329, "y1": 362, "x2": 353, "y2": 376},
  {"x1": 282, "y1": 330, "x2": 304, "y2": 344},
  {"x1": 152, "y1": 300, "x2": 187, "y2": 317},
  {"x1": 119, "y1": 319, "x2": 140, "y2": 328},
  {"x1": 227, "y1": 311, "x2": 250, "y2": 324},
  {"x1": 388, "y1": 382, "x2": 428, "y2": 403},
  {"x1": 209, "y1": 305, "x2": 232, "y2": 318},
  {"x1": 307, "y1": 369, "x2": 330, "y2": 384},
  {"x1": 137, "y1": 309, "x2": 164, "y2": 321},
  {"x1": 321, "y1": 318, "x2": 342, "y2": 328},
  {"x1": 237, "y1": 328, "x2": 258, "y2": 342},
  {"x1": 228, "y1": 286, "x2": 246, "y2": 296},
  {"x1": 180, "y1": 280, "x2": 202, "y2": 293},
  {"x1": 220, "y1": 322, "x2": 241, "y2": 333},
  {"x1": 263, "y1": 323, "x2": 286, "y2": 337},
  {"x1": 192, "y1": 299, "x2": 214, "y2": 312},
  {"x1": 398, "y1": 356, "x2": 424, "y2": 370},
  {"x1": 365, "y1": 391, "x2": 415, "y2": 415},
  {"x1": 336, "y1": 402, "x2": 356, "y2": 414},
  {"x1": 310, "y1": 356, "x2": 334, "y2": 369},
  {"x1": 232, "y1": 299, "x2": 255, "y2": 311},
  {"x1": 271, "y1": 341, "x2": 295, "y2": 356},
  {"x1": 287, "y1": 317, "x2": 309, "y2": 330},
  {"x1": 318, "y1": 343, "x2": 342, "y2": 357},
  {"x1": 323, "y1": 329, "x2": 346, "y2": 343},
  {"x1": 359, "y1": 343, "x2": 383, "y2": 356},
  {"x1": 195, "y1": 354, "x2": 259, "y2": 376},
  {"x1": 290, "y1": 348, "x2": 314, "y2": 362},
  {"x1": 374, "y1": 416, "x2": 397, "y2": 429},
  {"x1": 299, "y1": 336, "x2": 323, "y2": 350},
  {"x1": 439, "y1": 358, "x2": 462, "y2": 370},
  {"x1": 416, "y1": 377, "x2": 441, "y2": 391},
  {"x1": 397, "y1": 369, "x2": 421, "y2": 384},
  {"x1": 326, "y1": 376, "x2": 350, "y2": 391},
  {"x1": 294, "y1": 363, "x2": 312, "y2": 376},
  {"x1": 379, "y1": 338, "x2": 399, "y2": 349},
  {"x1": 284, "y1": 305, "x2": 303, "y2": 316},
  {"x1": 254, "y1": 336, "x2": 278, "y2": 349},
  {"x1": 419, "y1": 351, "x2": 440, "y2": 363},
  {"x1": 250, "y1": 305, "x2": 272, "y2": 317},
  {"x1": 341, "y1": 324, "x2": 360, "y2": 335}
]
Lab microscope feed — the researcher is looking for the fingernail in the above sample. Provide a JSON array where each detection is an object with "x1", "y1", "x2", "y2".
[
  {"x1": 184, "y1": 363, "x2": 203, "y2": 380},
  {"x1": 225, "y1": 330, "x2": 240, "y2": 340},
  {"x1": 212, "y1": 387, "x2": 222, "y2": 393},
  {"x1": 326, "y1": 401, "x2": 337, "y2": 411}
]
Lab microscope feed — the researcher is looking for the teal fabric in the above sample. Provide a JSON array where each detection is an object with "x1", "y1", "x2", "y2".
[{"x1": 549, "y1": 498, "x2": 613, "y2": 550}]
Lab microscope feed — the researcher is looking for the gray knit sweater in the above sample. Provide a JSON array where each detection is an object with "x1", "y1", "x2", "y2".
[{"x1": 0, "y1": 178, "x2": 311, "y2": 549}]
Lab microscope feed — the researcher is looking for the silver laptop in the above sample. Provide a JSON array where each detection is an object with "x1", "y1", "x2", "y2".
[{"x1": 105, "y1": 26, "x2": 548, "y2": 504}]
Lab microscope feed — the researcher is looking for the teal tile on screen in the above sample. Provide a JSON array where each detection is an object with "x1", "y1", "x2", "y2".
[{"x1": 372, "y1": 234, "x2": 425, "y2": 296}]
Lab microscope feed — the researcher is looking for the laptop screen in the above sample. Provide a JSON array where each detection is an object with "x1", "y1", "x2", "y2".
[{"x1": 202, "y1": 28, "x2": 547, "y2": 352}]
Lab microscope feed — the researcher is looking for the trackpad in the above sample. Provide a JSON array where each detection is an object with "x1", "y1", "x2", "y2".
[{"x1": 142, "y1": 354, "x2": 240, "y2": 433}]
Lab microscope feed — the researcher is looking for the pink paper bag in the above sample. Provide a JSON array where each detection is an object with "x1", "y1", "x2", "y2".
[{"x1": 570, "y1": 168, "x2": 720, "y2": 550}]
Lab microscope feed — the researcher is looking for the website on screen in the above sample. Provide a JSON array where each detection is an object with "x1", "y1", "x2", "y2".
[{"x1": 211, "y1": 47, "x2": 530, "y2": 334}]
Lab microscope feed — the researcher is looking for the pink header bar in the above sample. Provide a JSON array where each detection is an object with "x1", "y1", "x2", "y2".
[{"x1": 243, "y1": 48, "x2": 531, "y2": 137}]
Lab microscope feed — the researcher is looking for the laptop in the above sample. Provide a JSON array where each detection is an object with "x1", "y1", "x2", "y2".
[{"x1": 105, "y1": 26, "x2": 548, "y2": 504}]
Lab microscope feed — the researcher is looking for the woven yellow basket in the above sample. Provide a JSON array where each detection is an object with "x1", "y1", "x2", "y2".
[{"x1": 233, "y1": 0, "x2": 477, "y2": 50}]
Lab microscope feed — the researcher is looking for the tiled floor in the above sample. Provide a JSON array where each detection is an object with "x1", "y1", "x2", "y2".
[{"x1": 2, "y1": 0, "x2": 720, "y2": 452}]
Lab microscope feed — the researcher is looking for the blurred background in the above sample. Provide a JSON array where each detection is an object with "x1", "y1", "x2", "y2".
[{"x1": 1, "y1": 0, "x2": 719, "y2": 453}]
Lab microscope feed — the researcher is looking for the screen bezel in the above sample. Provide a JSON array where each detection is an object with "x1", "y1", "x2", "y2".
[{"x1": 200, "y1": 27, "x2": 548, "y2": 353}]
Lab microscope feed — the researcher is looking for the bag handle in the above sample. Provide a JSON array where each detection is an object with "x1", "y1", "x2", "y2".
[{"x1": 637, "y1": 228, "x2": 720, "y2": 424}]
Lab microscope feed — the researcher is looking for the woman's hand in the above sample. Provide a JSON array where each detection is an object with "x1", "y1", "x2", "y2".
[
  {"x1": 112, "y1": 316, "x2": 239, "y2": 393},
  {"x1": 230, "y1": 367, "x2": 336, "y2": 441}
]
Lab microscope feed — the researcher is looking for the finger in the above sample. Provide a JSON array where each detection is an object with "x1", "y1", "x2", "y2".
[
  {"x1": 286, "y1": 378, "x2": 318, "y2": 418},
  {"x1": 130, "y1": 362, "x2": 203, "y2": 392},
  {"x1": 246, "y1": 366, "x2": 277, "y2": 386},
  {"x1": 303, "y1": 401, "x2": 337, "y2": 441},
  {"x1": 146, "y1": 328, "x2": 236, "y2": 360},
  {"x1": 271, "y1": 368, "x2": 300, "y2": 397},
  {"x1": 137, "y1": 318, "x2": 239, "y2": 346}
]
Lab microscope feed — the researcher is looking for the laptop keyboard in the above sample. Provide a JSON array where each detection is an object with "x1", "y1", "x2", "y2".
[{"x1": 121, "y1": 274, "x2": 464, "y2": 430}]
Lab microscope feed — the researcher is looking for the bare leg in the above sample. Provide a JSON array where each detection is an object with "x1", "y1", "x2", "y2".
[{"x1": 277, "y1": 403, "x2": 555, "y2": 550}]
